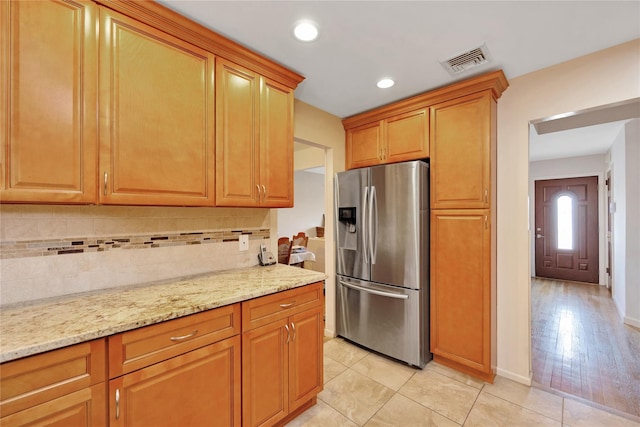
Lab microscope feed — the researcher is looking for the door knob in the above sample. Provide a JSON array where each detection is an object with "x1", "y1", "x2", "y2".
[{"x1": 536, "y1": 234, "x2": 544, "y2": 239}]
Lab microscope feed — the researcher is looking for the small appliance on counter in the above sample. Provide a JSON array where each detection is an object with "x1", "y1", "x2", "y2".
[{"x1": 258, "y1": 244, "x2": 276, "y2": 266}]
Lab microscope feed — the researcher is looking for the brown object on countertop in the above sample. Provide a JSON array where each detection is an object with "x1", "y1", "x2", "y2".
[{"x1": 315, "y1": 227, "x2": 324, "y2": 238}]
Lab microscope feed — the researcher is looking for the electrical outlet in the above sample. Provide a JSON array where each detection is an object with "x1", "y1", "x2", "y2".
[{"x1": 239, "y1": 234, "x2": 249, "y2": 251}]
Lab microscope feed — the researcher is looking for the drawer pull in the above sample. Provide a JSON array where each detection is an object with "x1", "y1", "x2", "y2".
[
  {"x1": 170, "y1": 330, "x2": 199, "y2": 342},
  {"x1": 279, "y1": 301, "x2": 295, "y2": 309}
]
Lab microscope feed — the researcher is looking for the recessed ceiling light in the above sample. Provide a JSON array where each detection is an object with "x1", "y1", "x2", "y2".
[
  {"x1": 377, "y1": 78, "x2": 395, "y2": 89},
  {"x1": 293, "y1": 21, "x2": 318, "y2": 42}
]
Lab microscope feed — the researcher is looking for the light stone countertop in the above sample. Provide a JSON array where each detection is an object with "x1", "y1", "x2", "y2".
[{"x1": 0, "y1": 264, "x2": 326, "y2": 363}]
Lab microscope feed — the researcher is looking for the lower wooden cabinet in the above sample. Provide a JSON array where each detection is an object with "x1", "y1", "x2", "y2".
[
  {"x1": 109, "y1": 336, "x2": 241, "y2": 427},
  {"x1": 241, "y1": 283, "x2": 324, "y2": 427},
  {"x1": 430, "y1": 210, "x2": 495, "y2": 382},
  {"x1": 0, "y1": 339, "x2": 107, "y2": 426},
  {"x1": 0, "y1": 284, "x2": 324, "y2": 427}
]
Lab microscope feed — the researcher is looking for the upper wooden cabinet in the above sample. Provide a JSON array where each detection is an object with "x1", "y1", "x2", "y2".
[
  {"x1": 98, "y1": 7, "x2": 215, "y2": 206},
  {"x1": 430, "y1": 91, "x2": 495, "y2": 209},
  {"x1": 216, "y1": 58, "x2": 294, "y2": 207},
  {"x1": 0, "y1": 0, "x2": 98, "y2": 204},
  {"x1": 1, "y1": 0, "x2": 303, "y2": 207},
  {"x1": 345, "y1": 108, "x2": 429, "y2": 169}
]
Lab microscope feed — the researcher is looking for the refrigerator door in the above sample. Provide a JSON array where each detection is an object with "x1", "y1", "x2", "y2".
[
  {"x1": 335, "y1": 168, "x2": 370, "y2": 281},
  {"x1": 336, "y1": 275, "x2": 426, "y2": 367},
  {"x1": 370, "y1": 161, "x2": 429, "y2": 290}
]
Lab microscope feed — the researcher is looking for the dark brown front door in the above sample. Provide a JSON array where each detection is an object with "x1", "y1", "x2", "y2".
[{"x1": 534, "y1": 176, "x2": 599, "y2": 283}]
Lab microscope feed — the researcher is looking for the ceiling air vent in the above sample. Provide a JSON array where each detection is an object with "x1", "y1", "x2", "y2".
[{"x1": 441, "y1": 43, "x2": 492, "y2": 76}]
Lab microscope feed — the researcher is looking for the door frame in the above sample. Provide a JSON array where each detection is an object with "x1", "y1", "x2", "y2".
[{"x1": 529, "y1": 170, "x2": 608, "y2": 286}]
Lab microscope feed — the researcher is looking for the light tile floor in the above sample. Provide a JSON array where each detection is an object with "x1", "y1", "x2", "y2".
[{"x1": 286, "y1": 338, "x2": 640, "y2": 427}]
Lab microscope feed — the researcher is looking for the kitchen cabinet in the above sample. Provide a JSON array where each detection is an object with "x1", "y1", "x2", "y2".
[
  {"x1": 430, "y1": 210, "x2": 495, "y2": 382},
  {"x1": 216, "y1": 58, "x2": 294, "y2": 208},
  {"x1": 429, "y1": 85, "x2": 501, "y2": 383},
  {"x1": 107, "y1": 304, "x2": 241, "y2": 426},
  {"x1": 0, "y1": 0, "x2": 98, "y2": 204},
  {"x1": 430, "y1": 91, "x2": 494, "y2": 209},
  {"x1": 0, "y1": 339, "x2": 106, "y2": 426},
  {"x1": 98, "y1": 7, "x2": 215, "y2": 206},
  {"x1": 345, "y1": 108, "x2": 429, "y2": 170},
  {"x1": 241, "y1": 282, "x2": 324, "y2": 427}
]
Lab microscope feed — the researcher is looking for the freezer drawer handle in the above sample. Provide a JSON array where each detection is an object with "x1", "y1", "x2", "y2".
[{"x1": 340, "y1": 281, "x2": 409, "y2": 300}]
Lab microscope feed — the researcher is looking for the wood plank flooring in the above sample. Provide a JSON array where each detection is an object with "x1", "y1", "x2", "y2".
[{"x1": 531, "y1": 277, "x2": 640, "y2": 417}]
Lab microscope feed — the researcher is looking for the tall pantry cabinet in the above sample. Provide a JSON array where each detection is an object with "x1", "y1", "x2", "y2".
[
  {"x1": 430, "y1": 90, "x2": 500, "y2": 382},
  {"x1": 342, "y1": 71, "x2": 508, "y2": 382}
]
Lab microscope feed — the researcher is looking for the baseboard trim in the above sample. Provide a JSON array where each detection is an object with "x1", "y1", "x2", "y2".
[
  {"x1": 496, "y1": 367, "x2": 532, "y2": 386},
  {"x1": 324, "y1": 328, "x2": 336, "y2": 338},
  {"x1": 624, "y1": 316, "x2": 640, "y2": 328}
]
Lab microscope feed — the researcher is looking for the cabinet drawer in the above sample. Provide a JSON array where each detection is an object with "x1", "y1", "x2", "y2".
[
  {"x1": 109, "y1": 304, "x2": 240, "y2": 378},
  {"x1": 0, "y1": 339, "x2": 106, "y2": 417},
  {"x1": 242, "y1": 282, "x2": 323, "y2": 332}
]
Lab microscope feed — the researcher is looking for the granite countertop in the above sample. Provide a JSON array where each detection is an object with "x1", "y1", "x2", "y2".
[{"x1": 0, "y1": 264, "x2": 326, "y2": 363}]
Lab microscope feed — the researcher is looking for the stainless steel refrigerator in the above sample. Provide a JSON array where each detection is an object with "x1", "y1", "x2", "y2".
[{"x1": 335, "y1": 160, "x2": 430, "y2": 367}]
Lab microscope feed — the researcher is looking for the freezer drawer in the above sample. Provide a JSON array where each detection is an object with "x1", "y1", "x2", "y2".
[{"x1": 336, "y1": 276, "x2": 429, "y2": 367}]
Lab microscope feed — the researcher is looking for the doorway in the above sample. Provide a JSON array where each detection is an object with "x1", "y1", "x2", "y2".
[{"x1": 534, "y1": 176, "x2": 599, "y2": 284}]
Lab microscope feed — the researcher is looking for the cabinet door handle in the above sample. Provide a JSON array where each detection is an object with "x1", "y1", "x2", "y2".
[
  {"x1": 262, "y1": 185, "x2": 266, "y2": 199},
  {"x1": 284, "y1": 324, "x2": 290, "y2": 344},
  {"x1": 256, "y1": 184, "x2": 261, "y2": 197},
  {"x1": 484, "y1": 188, "x2": 488, "y2": 203},
  {"x1": 115, "y1": 388, "x2": 120, "y2": 420},
  {"x1": 170, "y1": 330, "x2": 199, "y2": 342},
  {"x1": 103, "y1": 172, "x2": 108, "y2": 196},
  {"x1": 291, "y1": 322, "x2": 296, "y2": 341},
  {"x1": 485, "y1": 215, "x2": 488, "y2": 229}
]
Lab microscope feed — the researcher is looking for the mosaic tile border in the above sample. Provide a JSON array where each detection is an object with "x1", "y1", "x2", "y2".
[{"x1": 0, "y1": 229, "x2": 270, "y2": 259}]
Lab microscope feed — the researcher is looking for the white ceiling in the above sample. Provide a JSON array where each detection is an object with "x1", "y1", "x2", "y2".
[{"x1": 159, "y1": 0, "x2": 640, "y2": 161}]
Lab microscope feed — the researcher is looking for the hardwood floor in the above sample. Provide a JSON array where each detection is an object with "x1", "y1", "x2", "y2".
[{"x1": 531, "y1": 277, "x2": 640, "y2": 417}]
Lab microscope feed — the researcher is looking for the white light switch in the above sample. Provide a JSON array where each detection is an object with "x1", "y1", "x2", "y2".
[{"x1": 239, "y1": 234, "x2": 249, "y2": 251}]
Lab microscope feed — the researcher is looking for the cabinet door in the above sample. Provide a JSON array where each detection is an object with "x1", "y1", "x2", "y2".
[
  {"x1": 110, "y1": 336, "x2": 241, "y2": 427},
  {"x1": 242, "y1": 319, "x2": 289, "y2": 427},
  {"x1": 1, "y1": 0, "x2": 97, "y2": 203},
  {"x1": 0, "y1": 384, "x2": 106, "y2": 427},
  {"x1": 288, "y1": 307, "x2": 323, "y2": 411},
  {"x1": 430, "y1": 91, "x2": 493, "y2": 209},
  {"x1": 259, "y1": 78, "x2": 294, "y2": 207},
  {"x1": 346, "y1": 122, "x2": 382, "y2": 169},
  {"x1": 430, "y1": 210, "x2": 493, "y2": 379},
  {"x1": 385, "y1": 109, "x2": 429, "y2": 163},
  {"x1": 99, "y1": 8, "x2": 215, "y2": 206},
  {"x1": 216, "y1": 58, "x2": 260, "y2": 207}
]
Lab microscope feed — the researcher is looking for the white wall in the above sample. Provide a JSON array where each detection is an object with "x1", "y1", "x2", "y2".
[
  {"x1": 528, "y1": 153, "x2": 608, "y2": 284},
  {"x1": 607, "y1": 119, "x2": 640, "y2": 327},
  {"x1": 278, "y1": 170, "x2": 325, "y2": 239},
  {"x1": 497, "y1": 39, "x2": 640, "y2": 384}
]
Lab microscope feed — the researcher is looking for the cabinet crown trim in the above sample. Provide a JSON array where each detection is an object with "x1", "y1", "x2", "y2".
[{"x1": 342, "y1": 70, "x2": 508, "y2": 130}]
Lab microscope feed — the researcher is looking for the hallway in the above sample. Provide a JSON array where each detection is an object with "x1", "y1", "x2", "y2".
[{"x1": 531, "y1": 278, "x2": 640, "y2": 417}]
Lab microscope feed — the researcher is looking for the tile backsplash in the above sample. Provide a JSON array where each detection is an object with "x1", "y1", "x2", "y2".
[{"x1": 0, "y1": 205, "x2": 272, "y2": 306}]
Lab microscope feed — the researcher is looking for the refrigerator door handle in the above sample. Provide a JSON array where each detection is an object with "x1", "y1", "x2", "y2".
[
  {"x1": 362, "y1": 186, "x2": 369, "y2": 264},
  {"x1": 370, "y1": 185, "x2": 378, "y2": 264},
  {"x1": 339, "y1": 280, "x2": 409, "y2": 300}
]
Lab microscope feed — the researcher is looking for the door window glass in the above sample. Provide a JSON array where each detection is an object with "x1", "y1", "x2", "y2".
[{"x1": 557, "y1": 195, "x2": 573, "y2": 250}]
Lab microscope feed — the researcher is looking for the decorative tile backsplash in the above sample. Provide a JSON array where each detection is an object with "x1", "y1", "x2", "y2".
[
  {"x1": 0, "y1": 229, "x2": 269, "y2": 259},
  {"x1": 0, "y1": 205, "x2": 274, "y2": 305}
]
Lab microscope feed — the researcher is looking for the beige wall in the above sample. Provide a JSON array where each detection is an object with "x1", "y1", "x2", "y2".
[
  {"x1": 496, "y1": 39, "x2": 640, "y2": 383},
  {"x1": 289, "y1": 99, "x2": 345, "y2": 336}
]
